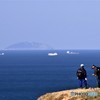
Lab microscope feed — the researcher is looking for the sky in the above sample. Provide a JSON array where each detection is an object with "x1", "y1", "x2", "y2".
[{"x1": 0, "y1": 0, "x2": 100, "y2": 50}]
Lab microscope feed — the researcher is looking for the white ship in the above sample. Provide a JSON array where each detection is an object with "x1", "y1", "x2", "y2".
[
  {"x1": 0, "y1": 53, "x2": 4, "y2": 55},
  {"x1": 66, "y1": 51, "x2": 79, "y2": 54},
  {"x1": 48, "y1": 52, "x2": 58, "y2": 56}
]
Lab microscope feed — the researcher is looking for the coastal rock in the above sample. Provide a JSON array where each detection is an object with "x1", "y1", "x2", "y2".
[{"x1": 38, "y1": 88, "x2": 100, "y2": 100}]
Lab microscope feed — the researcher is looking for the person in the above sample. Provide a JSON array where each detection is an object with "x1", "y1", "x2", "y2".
[
  {"x1": 91, "y1": 65, "x2": 100, "y2": 88},
  {"x1": 76, "y1": 64, "x2": 87, "y2": 88}
]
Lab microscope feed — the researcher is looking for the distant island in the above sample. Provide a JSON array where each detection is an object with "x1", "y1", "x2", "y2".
[{"x1": 5, "y1": 41, "x2": 53, "y2": 50}]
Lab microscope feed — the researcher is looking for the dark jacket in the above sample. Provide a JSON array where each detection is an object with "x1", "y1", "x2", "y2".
[
  {"x1": 76, "y1": 67, "x2": 87, "y2": 79},
  {"x1": 94, "y1": 67, "x2": 100, "y2": 76}
]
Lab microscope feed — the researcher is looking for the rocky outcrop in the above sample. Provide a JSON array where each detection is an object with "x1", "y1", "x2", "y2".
[{"x1": 38, "y1": 88, "x2": 100, "y2": 100}]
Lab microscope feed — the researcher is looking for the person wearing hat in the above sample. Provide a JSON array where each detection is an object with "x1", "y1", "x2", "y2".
[
  {"x1": 76, "y1": 64, "x2": 87, "y2": 88},
  {"x1": 91, "y1": 65, "x2": 100, "y2": 88}
]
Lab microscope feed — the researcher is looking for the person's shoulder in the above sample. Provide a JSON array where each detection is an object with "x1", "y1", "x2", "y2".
[
  {"x1": 96, "y1": 67, "x2": 100, "y2": 71},
  {"x1": 97, "y1": 67, "x2": 100, "y2": 69},
  {"x1": 77, "y1": 68, "x2": 81, "y2": 72}
]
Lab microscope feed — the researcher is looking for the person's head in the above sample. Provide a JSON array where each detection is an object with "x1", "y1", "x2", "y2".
[
  {"x1": 80, "y1": 64, "x2": 84, "y2": 68},
  {"x1": 91, "y1": 65, "x2": 96, "y2": 69}
]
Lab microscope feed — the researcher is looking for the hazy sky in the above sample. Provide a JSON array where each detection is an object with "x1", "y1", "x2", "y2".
[{"x1": 0, "y1": 0, "x2": 100, "y2": 49}]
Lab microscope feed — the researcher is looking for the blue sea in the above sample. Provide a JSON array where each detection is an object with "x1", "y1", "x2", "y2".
[{"x1": 0, "y1": 50, "x2": 100, "y2": 100}]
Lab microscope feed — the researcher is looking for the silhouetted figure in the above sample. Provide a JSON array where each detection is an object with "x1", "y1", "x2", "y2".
[
  {"x1": 76, "y1": 64, "x2": 87, "y2": 88},
  {"x1": 91, "y1": 65, "x2": 100, "y2": 88}
]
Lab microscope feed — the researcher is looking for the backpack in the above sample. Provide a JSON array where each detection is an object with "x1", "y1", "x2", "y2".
[{"x1": 77, "y1": 69, "x2": 83, "y2": 78}]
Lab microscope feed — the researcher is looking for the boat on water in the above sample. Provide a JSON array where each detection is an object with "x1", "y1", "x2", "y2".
[
  {"x1": 48, "y1": 52, "x2": 58, "y2": 56},
  {"x1": 66, "y1": 51, "x2": 79, "y2": 54},
  {"x1": 0, "y1": 53, "x2": 4, "y2": 55}
]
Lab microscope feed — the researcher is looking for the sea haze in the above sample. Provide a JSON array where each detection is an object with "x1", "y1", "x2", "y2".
[{"x1": 0, "y1": 50, "x2": 100, "y2": 100}]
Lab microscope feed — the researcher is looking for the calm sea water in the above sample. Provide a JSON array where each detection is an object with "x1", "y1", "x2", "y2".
[{"x1": 0, "y1": 50, "x2": 100, "y2": 100}]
